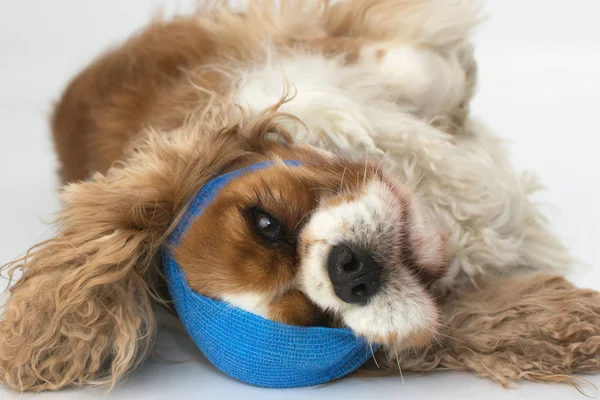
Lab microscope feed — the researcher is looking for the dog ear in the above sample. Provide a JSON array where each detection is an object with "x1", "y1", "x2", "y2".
[
  {"x1": 365, "y1": 274, "x2": 600, "y2": 391},
  {"x1": 0, "y1": 124, "x2": 255, "y2": 392}
]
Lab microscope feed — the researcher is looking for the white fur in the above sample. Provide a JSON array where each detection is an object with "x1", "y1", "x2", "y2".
[
  {"x1": 221, "y1": 293, "x2": 271, "y2": 319},
  {"x1": 235, "y1": 44, "x2": 571, "y2": 289},
  {"x1": 221, "y1": 0, "x2": 572, "y2": 342},
  {"x1": 360, "y1": 43, "x2": 466, "y2": 118}
]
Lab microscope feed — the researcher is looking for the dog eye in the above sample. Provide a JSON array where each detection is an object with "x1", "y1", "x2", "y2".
[{"x1": 252, "y1": 210, "x2": 283, "y2": 242}]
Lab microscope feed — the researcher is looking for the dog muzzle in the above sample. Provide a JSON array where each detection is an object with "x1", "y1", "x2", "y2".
[{"x1": 162, "y1": 161, "x2": 378, "y2": 388}]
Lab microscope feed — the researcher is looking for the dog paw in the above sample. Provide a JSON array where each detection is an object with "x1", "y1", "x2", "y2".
[{"x1": 360, "y1": 43, "x2": 465, "y2": 117}]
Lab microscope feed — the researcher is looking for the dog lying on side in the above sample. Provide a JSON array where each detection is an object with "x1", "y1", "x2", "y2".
[{"x1": 1, "y1": 0, "x2": 599, "y2": 392}]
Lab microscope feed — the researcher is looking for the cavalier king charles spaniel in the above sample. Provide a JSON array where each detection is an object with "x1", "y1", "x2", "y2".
[{"x1": 1, "y1": 0, "x2": 599, "y2": 393}]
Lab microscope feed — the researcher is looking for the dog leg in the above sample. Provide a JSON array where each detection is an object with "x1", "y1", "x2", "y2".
[
  {"x1": 358, "y1": 42, "x2": 468, "y2": 125},
  {"x1": 322, "y1": 0, "x2": 480, "y2": 132}
]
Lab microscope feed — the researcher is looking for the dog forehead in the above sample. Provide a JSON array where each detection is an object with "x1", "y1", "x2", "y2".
[
  {"x1": 208, "y1": 165, "x2": 318, "y2": 210},
  {"x1": 214, "y1": 158, "x2": 362, "y2": 199},
  {"x1": 223, "y1": 165, "x2": 308, "y2": 194}
]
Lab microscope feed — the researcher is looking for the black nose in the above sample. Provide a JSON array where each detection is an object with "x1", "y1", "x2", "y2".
[{"x1": 327, "y1": 244, "x2": 383, "y2": 305}]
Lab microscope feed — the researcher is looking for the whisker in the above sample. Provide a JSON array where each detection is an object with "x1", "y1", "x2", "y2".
[
  {"x1": 408, "y1": 173, "x2": 425, "y2": 191},
  {"x1": 363, "y1": 152, "x2": 368, "y2": 186},
  {"x1": 339, "y1": 166, "x2": 347, "y2": 192},
  {"x1": 294, "y1": 209, "x2": 317, "y2": 230},
  {"x1": 394, "y1": 345, "x2": 405, "y2": 384},
  {"x1": 434, "y1": 330, "x2": 461, "y2": 343},
  {"x1": 370, "y1": 342, "x2": 380, "y2": 369},
  {"x1": 421, "y1": 322, "x2": 444, "y2": 347},
  {"x1": 374, "y1": 158, "x2": 384, "y2": 177}
]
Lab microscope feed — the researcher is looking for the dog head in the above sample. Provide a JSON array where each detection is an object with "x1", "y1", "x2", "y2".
[
  {"x1": 172, "y1": 126, "x2": 449, "y2": 349},
  {"x1": 0, "y1": 112, "x2": 448, "y2": 391}
]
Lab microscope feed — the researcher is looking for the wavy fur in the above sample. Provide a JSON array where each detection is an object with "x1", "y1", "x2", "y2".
[
  {"x1": 0, "y1": 106, "x2": 297, "y2": 391},
  {"x1": 1, "y1": 0, "x2": 598, "y2": 393}
]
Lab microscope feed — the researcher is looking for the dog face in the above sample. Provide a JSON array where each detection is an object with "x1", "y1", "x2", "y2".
[{"x1": 173, "y1": 141, "x2": 449, "y2": 349}]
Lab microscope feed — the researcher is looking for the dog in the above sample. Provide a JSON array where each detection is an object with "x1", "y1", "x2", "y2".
[{"x1": 1, "y1": 0, "x2": 599, "y2": 392}]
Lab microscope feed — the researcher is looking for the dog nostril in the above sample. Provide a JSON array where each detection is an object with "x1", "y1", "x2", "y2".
[
  {"x1": 351, "y1": 284, "x2": 368, "y2": 301},
  {"x1": 327, "y1": 244, "x2": 383, "y2": 305},
  {"x1": 341, "y1": 252, "x2": 360, "y2": 273}
]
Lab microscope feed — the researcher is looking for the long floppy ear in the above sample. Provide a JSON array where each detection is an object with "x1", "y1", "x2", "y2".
[
  {"x1": 0, "y1": 119, "x2": 271, "y2": 392},
  {"x1": 364, "y1": 274, "x2": 600, "y2": 391}
]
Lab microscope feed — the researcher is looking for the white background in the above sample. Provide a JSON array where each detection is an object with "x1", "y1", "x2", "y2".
[{"x1": 1, "y1": 1, "x2": 599, "y2": 399}]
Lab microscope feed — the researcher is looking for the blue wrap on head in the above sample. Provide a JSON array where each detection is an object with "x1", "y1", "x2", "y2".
[{"x1": 162, "y1": 161, "x2": 378, "y2": 388}]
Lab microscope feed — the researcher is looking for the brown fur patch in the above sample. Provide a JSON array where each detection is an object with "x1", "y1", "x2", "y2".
[
  {"x1": 50, "y1": 2, "x2": 370, "y2": 184},
  {"x1": 174, "y1": 165, "x2": 318, "y2": 298},
  {"x1": 51, "y1": 18, "x2": 223, "y2": 182},
  {"x1": 268, "y1": 290, "x2": 329, "y2": 326}
]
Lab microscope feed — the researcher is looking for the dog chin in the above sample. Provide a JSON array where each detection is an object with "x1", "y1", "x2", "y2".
[{"x1": 340, "y1": 281, "x2": 439, "y2": 349}]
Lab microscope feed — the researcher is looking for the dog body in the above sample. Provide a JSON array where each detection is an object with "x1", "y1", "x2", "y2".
[
  {"x1": 53, "y1": 1, "x2": 571, "y2": 289},
  {"x1": 1, "y1": 0, "x2": 599, "y2": 393}
]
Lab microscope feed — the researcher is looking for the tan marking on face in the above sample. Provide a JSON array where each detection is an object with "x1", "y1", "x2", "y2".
[
  {"x1": 174, "y1": 166, "x2": 318, "y2": 299},
  {"x1": 268, "y1": 290, "x2": 330, "y2": 327},
  {"x1": 367, "y1": 324, "x2": 436, "y2": 350}
]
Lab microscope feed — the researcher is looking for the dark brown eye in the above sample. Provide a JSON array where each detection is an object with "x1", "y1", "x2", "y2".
[{"x1": 252, "y1": 210, "x2": 283, "y2": 242}]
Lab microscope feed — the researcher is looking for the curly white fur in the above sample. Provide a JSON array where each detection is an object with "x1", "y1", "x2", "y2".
[{"x1": 234, "y1": 1, "x2": 572, "y2": 289}]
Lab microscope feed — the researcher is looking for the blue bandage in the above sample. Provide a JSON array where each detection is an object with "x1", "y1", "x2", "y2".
[{"x1": 163, "y1": 161, "x2": 378, "y2": 388}]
